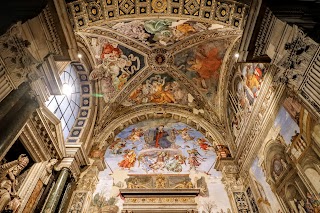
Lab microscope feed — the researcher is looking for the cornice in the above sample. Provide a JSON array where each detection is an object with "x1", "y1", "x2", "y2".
[{"x1": 29, "y1": 108, "x2": 65, "y2": 159}]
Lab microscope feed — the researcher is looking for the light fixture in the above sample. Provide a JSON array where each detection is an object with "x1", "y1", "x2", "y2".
[
  {"x1": 62, "y1": 83, "x2": 72, "y2": 96},
  {"x1": 77, "y1": 53, "x2": 82, "y2": 59},
  {"x1": 234, "y1": 53, "x2": 239, "y2": 58}
]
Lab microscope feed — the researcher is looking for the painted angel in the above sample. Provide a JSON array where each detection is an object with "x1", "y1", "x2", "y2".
[
  {"x1": 126, "y1": 128, "x2": 144, "y2": 143},
  {"x1": 118, "y1": 150, "x2": 136, "y2": 169},
  {"x1": 177, "y1": 127, "x2": 195, "y2": 142},
  {"x1": 187, "y1": 149, "x2": 204, "y2": 170}
]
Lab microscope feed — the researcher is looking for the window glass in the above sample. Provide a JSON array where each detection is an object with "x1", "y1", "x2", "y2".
[{"x1": 46, "y1": 64, "x2": 81, "y2": 140}]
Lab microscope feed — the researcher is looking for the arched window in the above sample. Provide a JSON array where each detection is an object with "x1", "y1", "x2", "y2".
[{"x1": 46, "y1": 64, "x2": 81, "y2": 139}]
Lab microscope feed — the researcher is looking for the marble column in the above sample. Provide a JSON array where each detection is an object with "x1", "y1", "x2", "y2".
[
  {"x1": 0, "y1": 93, "x2": 39, "y2": 159},
  {"x1": 0, "y1": 82, "x2": 29, "y2": 120},
  {"x1": 42, "y1": 168, "x2": 71, "y2": 213},
  {"x1": 56, "y1": 181, "x2": 74, "y2": 213}
]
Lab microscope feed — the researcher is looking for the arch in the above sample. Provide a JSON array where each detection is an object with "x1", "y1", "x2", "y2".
[
  {"x1": 300, "y1": 154, "x2": 319, "y2": 171},
  {"x1": 77, "y1": 36, "x2": 95, "y2": 71},
  {"x1": 93, "y1": 104, "x2": 226, "y2": 151},
  {"x1": 262, "y1": 139, "x2": 287, "y2": 181},
  {"x1": 285, "y1": 183, "x2": 301, "y2": 201}
]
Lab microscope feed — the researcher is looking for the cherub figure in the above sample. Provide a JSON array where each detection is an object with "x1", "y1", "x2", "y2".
[
  {"x1": 177, "y1": 127, "x2": 195, "y2": 142},
  {"x1": 126, "y1": 128, "x2": 144, "y2": 143}
]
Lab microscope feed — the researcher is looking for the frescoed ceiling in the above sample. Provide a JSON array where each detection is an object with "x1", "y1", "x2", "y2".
[
  {"x1": 65, "y1": 0, "x2": 249, "y2": 155},
  {"x1": 76, "y1": 24, "x2": 240, "y2": 129}
]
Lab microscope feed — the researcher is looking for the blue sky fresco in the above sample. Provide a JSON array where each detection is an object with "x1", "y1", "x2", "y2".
[
  {"x1": 104, "y1": 119, "x2": 220, "y2": 176},
  {"x1": 273, "y1": 106, "x2": 300, "y2": 144},
  {"x1": 250, "y1": 158, "x2": 282, "y2": 212}
]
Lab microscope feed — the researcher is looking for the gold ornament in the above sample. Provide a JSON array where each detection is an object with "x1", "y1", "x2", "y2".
[{"x1": 151, "y1": 0, "x2": 167, "y2": 13}]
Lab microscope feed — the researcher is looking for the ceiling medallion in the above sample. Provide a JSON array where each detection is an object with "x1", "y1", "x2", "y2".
[
  {"x1": 148, "y1": 48, "x2": 172, "y2": 73},
  {"x1": 155, "y1": 54, "x2": 166, "y2": 65},
  {"x1": 151, "y1": 0, "x2": 167, "y2": 13}
]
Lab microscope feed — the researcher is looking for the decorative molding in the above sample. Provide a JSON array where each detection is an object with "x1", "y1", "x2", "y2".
[
  {"x1": 20, "y1": 123, "x2": 51, "y2": 162},
  {"x1": 65, "y1": 143, "x2": 90, "y2": 167},
  {"x1": 53, "y1": 144, "x2": 90, "y2": 180},
  {"x1": 66, "y1": 62, "x2": 93, "y2": 143},
  {"x1": 120, "y1": 188, "x2": 199, "y2": 212},
  {"x1": 67, "y1": 191, "x2": 91, "y2": 213},
  {"x1": 67, "y1": 0, "x2": 248, "y2": 31},
  {"x1": 253, "y1": 7, "x2": 274, "y2": 59},
  {"x1": 76, "y1": 165, "x2": 99, "y2": 192},
  {"x1": 81, "y1": 27, "x2": 241, "y2": 54},
  {"x1": 233, "y1": 192, "x2": 251, "y2": 212},
  {"x1": 29, "y1": 108, "x2": 65, "y2": 159},
  {"x1": 66, "y1": 163, "x2": 105, "y2": 213},
  {"x1": 125, "y1": 174, "x2": 195, "y2": 190},
  {"x1": 41, "y1": 106, "x2": 66, "y2": 154},
  {"x1": 39, "y1": 5, "x2": 63, "y2": 56},
  {"x1": 299, "y1": 46, "x2": 320, "y2": 118},
  {"x1": 218, "y1": 37, "x2": 241, "y2": 152},
  {"x1": 18, "y1": 162, "x2": 47, "y2": 213},
  {"x1": 37, "y1": 55, "x2": 63, "y2": 96},
  {"x1": 0, "y1": 58, "x2": 14, "y2": 102},
  {"x1": 246, "y1": 187, "x2": 259, "y2": 213},
  {"x1": 125, "y1": 196, "x2": 195, "y2": 204},
  {"x1": 234, "y1": 66, "x2": 286, "y2": 172},
  {"x1": 57, "y1": 158, "x2": 81, "y2": 179}
]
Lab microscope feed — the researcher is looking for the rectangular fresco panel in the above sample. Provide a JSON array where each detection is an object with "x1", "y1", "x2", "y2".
[{"x1": 229, "y1": 63, "x2": 267, "y2": 140}]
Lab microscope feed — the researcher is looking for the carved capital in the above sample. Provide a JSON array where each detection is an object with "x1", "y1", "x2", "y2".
[{"x1": 0, "y1": 23, "x2": 39, "y2": 87}]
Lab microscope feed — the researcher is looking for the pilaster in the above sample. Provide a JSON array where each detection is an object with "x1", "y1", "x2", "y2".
[
  {"x1": 215, "y1": 159, "x2": 248, "y2": 213},
  {"x1": 66, "y1": 160, "x2": 105, "y2": 213}
]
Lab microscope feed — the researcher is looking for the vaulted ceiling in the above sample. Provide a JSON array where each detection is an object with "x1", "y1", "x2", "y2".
[{"x1": 65, "y1": 0, "x2": 250, "y2": 149}]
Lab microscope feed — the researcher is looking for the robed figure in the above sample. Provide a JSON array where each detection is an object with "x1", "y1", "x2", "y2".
[
  {"x1": 144, "y1": 125, "x2": 176, "y2": 149},
  {"x1": 0, "y1": 154, "x2": 29, "y2": 212}
]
